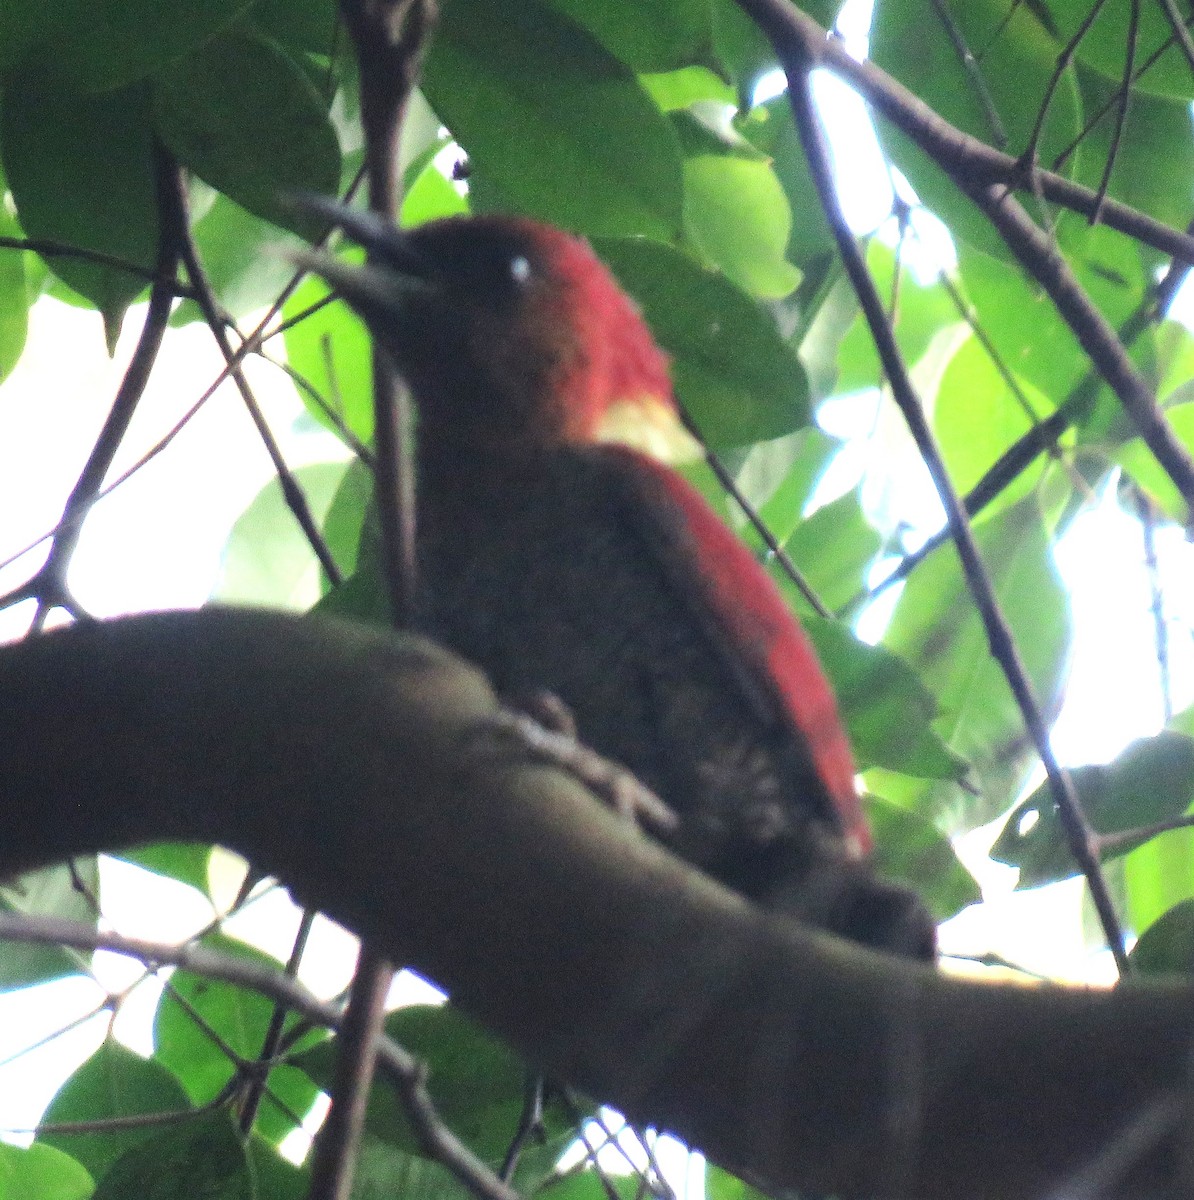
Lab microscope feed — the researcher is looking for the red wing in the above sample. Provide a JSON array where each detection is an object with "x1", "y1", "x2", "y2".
[{"x1": 597, "y1": 445, "x2": 871, "y2": 859}]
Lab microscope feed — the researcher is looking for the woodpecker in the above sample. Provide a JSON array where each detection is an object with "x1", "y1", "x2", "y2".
[{"x1": 297, "y1": 200, "x2": 935, "y2": 960}]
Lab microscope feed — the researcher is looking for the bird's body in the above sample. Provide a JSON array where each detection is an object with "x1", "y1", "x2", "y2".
[
  {"x1": 419, "y1": 443, "x2": 841, "y2": 894},
  {"x1": 300, "y1": 204, "x2": 936, "y2": 959}
]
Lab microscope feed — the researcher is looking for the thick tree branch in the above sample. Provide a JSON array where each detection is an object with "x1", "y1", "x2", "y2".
[
  {"x1": 0, "y1": 609, "x2": 1192, "y2": 1200},
  {"x1": 732, "y1": 0, "x2": 1194, "y2": 267}
]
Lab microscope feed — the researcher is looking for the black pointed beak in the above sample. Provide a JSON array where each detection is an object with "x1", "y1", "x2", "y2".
[{"x1": 281, "y1": 193, "x2": 434, "y2": 313}]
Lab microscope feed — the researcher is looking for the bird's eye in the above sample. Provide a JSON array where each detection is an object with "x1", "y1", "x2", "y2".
[{"x1": 509, "y1": 255, "x2": 532, "y2": 285}]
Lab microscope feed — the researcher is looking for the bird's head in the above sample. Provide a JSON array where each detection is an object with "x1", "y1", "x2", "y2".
[{"x1": 293, "y1": 200, "x2": 696, "y2": 462}]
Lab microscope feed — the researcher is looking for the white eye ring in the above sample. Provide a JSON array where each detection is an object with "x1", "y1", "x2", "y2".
[{"x1": 510, "y1": 255, "x2": 532, "y2": 284}]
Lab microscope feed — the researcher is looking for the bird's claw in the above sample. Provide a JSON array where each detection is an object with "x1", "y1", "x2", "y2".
[{"x1": 470, "y1": 707, "x2": 680, "y2": 839}]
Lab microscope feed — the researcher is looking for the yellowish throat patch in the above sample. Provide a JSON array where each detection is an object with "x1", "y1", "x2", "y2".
[{"x1": 595, "y1": 396, "x2": 704, "y2": 465}]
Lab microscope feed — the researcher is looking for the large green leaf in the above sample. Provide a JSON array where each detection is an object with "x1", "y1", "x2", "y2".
[
  {"x1": 1130, "y1": 898, "x2": 1194, "y2": 978},
  {"x1": 934, "y1": 335, "x2": 1052, "y2": 514},
  {"x1": 0, "y1": 1142, "x2": 91, "y2": 1200},
  {"x1": 683, "y1": 152, "x2": 801, "y2": 298},
  {"x1": 283, "y1": 255, "x2": 375, "y2": 445},
  {"x1": 956, "y1": 246, "x2": 1100, "y2": 404},
  {"x1": 214, "y1": 461, "x2": 351, "y2": 608},
  {"x1": 837, "y1": 240, "x2": 961, "y2": 395},
  {"x1": 0, "y1": 860, "x2": 97, "y2": 989},
  {"x1": 595, "y1": 236, "x2": 810, "y2": 445},
  {"x1": 294, "y1": 1004, "x2": 581, "y2": 1174},
  {"x1": 171, "y1": 192, "x2": 307, "y2": 326},
  {"x1": 424, "y1": 0, "x2": 683, "y2": 239},
  {"x1": 1115, "y1": 401, "x2": 1194, "y2": 526},
  {"x1": 41, "y1": 1040, "x2": 191, "y2": 1180},
  {"x1": 992, "y1": 732, "x2": 1194, "y2": 887},
  {"x1": 0, "y1": 193, "x2": 29, "y2": 383},
  {"x1": 804, "y1": 617, "x2": 966, "y2": 781},
  {"x1": 1071, "y1": 63, "x2": 1194, "y2": 241},
  {"x1": 1044, "y1": 0, "x2": 1194, "y2": 99},
  {"x1": 775, "y1": 490, "x2": 882, "y2": 614},
  {"x1": 548, "y1": 0, "x2": 709, "y2": 72},
  {"x1": 870, "y1": 0, "x2": 1083, "y2": 260},
  {"x1": 92, "y1": 1110, "x2": 251, "y2": 1200},
  {"x1": 51, "y1": 0, "x2": 253, "y2": 92},
  {"x1": 153, "y1": 29, "x2": 341, "y2": 238},
  {"x1": 868, "y1": 797, "x2": 980, "y2": 920},
  {"x1": 154, "y1": 934, "x2": 319, "y2": 1145},
  {"x1": 882, "y1": 495, "x2": 1072, "y2": 827},
  {"x1": 1, "y1": 71, "x2": 157, "y2": 332}
]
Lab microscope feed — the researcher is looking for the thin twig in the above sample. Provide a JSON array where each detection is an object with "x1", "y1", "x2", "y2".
[
  {"x1": 772, "y1": 30, "x2": 1131, "y2": 971},
  {"x1": 20, "y1": 144, "x2": 185, "y2": 631},
  {"x1": 679, "y1": 407, "x2": 831, "y2": 618},
  {"x1": 305, "y1": 4, "x2": 436, "y2": 1199},
  {"x1": 967, "y1": 180, "x2": 1194, "y2": 514},
  {"x1": 1021, "y1": 0, "x2": 1111, "y2": 171},
  {"x1": 237, "y1": 906, "x2": 318, "y2": 1135},
  {"x1": 928, "y1": 0, "x2": 1007, "y2": 148},
  {"x1": 167, "y1": 167, "x2": 343, "y2": 586},
  {"x1": 1132, "y1": 485, "x2": 1173, "y2": 723},
  {"x1": 1090, "y1": 0, "x2": 1138, "y2": 226},
  {"x1": 0, "y1": 235, "x2": 197, "y2": 297},
  {"x1": 0, "y1": 911, "x2": 519, "y2": 1200},
  {"x1": 1157, "y1": 0, "x2": 1194, "y2": 75},
  {"x1": 733, "y1": 0, "x2": 1194, "y2": 267}
]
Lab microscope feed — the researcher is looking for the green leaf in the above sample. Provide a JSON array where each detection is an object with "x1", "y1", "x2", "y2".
[
  {"x1": 1124, "y1": 821, "x2": 1194, "y2": 942},
  {"x1": 870, "y1": 0, "x2": 1082, "y2": 260},
  {"x1": 1, "y1": 71, "x2": 157, "y2": 330},
  {"x1": 252, "y1": 0, "x2": 339, "y2": 56},
  {"x1": 868, "y1": 797, "x2": 980, "y2": 921},
  {"x1": 295, "y1": 1005, "x2": 581, "y2": 1173},
  {"x1": 641, "y1": 67, "x2": 737, "y2": 112},
  {"x1": 1129, "y1": 899, "x2": 1194, "y2": 978},
  {"x1": 934, "y1": 336, "x2": 1051, "y2": 514},
  {"x1": 957, "y1": 246, "x2": 1093, "y2": 403},
  {"x1": 1071, "y1": 63, "x2": 1194, "y2": 241},
  {"x1": 248, "y1": 1137, "x2": 308, "y2": 1200},
  {"x1": 0, "y1": 1141, "x2": 92, "y2": 1200},
  {"x1": 739, "y1": 98, "x2": 834, "y2": 268},
  {"x1": 214, "y1": 461, "x2": 350, "y2": 608},
  {"x1": 882, "y1": 495, "x2": 1072, "y2": 828},
  {"x1": 991, "y1": 732, "x2": 1194, "y2": 887},
  {"x1": 804, "y1": 618, "x2": 967, "y2": 781},
  {"x1": 92, "y1": 1110, "x2": 251, "y2": 1200},
  {"x1": 1115, "y1": 402, "x2": 1194, "y2": 525},
  {"x1": 153, "y1": 936, "x2": 289, "y2": 1104},
  {"x1": 41, "y1": 1040, "x2": 191, "y2": 1179},
  {"x1": 171, "y1": 192, "x2": 307, "y2": 326},
  {"x1": 51, "y1": 0, "x2": 253, "y2": 92},
  {"x1": 682, "y1": 148, "x2": 802, "y2": 299},
  {"x1": 774, "y1": 490, "x2": 882, "y2": 614},
  {"x1": 116, "y1": 843, "x2": 214, "y2": 895},
  {"x1": 836, "y1": 240, "x2": 960, "y2": 395},
  {"x1": 0, "y1": 196, "x2": 29, "y2": 382},
  {"x1": 1057, "y1": 0, "x2": 1194, "y2": 99},
  {"x1": 283, "y1": 260, "x2": 375, "y2": 444},
  {"x1": 594, "y1": 237, "x2": 810, "y2": 445},
  {"x1": 320, "y1": 458, "x2": 374, "y2": 583},
  {"x1": 0, "y1": 860, "x2": 97, "y2": 988},
  {"x1": 547, "y1": 0, "x2": 709, "y2": 72},
  {"x1": 400, "y1": 161, "x2": 470, "y2": 228},
  {"x1": 153, "y1": 29, "x2": 341, "y2": 238},
  {"x1": 424, "y1": 0, "x2": 683, "y2": 239}
]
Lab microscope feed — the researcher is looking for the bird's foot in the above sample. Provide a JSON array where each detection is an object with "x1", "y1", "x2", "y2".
[{"x1": 473, "y1": 696, "x2": 679, "y2": 839}]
